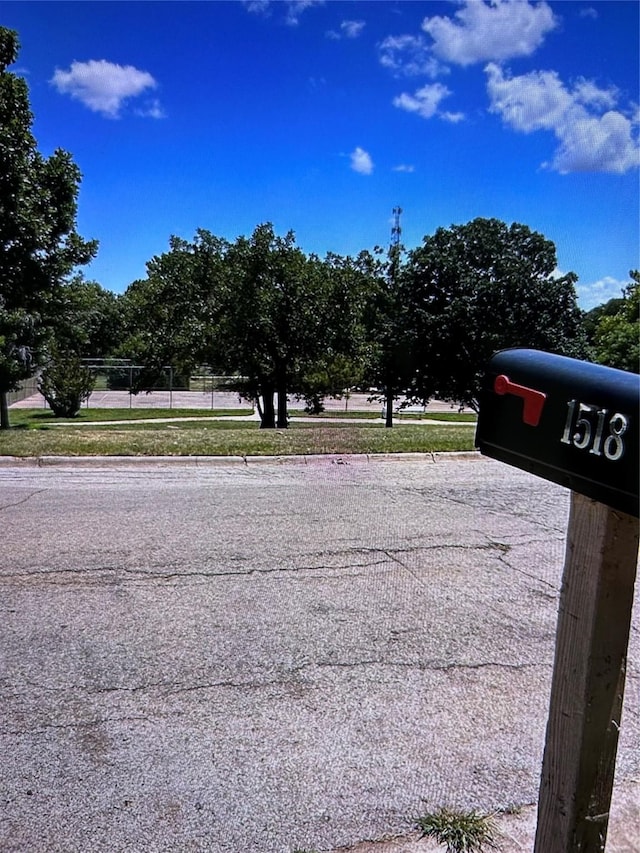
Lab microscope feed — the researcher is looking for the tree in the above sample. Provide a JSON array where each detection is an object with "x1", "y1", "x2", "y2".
[
  {"x1": 34, "y1": 276, "x2": 122, "y2": 417},
  {"x1": 356, "y1": 244, "x2": 415, "y2": 428},
  {"x1": 0, "y1": 28, "x2": 97, "y2": 428},
  {"x1": 402, "y1": 218, "x2": 587, "y2": 411},
  {"x1": 305, "y1": 250, "x2": 381, "y2": 414},
  {"x1": 583, "y1": 295, "x2": 625, "y2": 343},
  {"x1": 587, "y1": 271, "x2": 639, "y2": 373},
  {"x1": 120, "y1": 226, "x2": 375, "y2": 426},
  {"x1": 118, "y1": 229, "x2": 229, "y2": 385},
  {"x1": 221, "y1": 223, "x2": 335, "y2": 428},
  {"x1": 50, "y1": 274, "x2": 122, "y2": 359},
  {"x1": 38, "y1": 348, "x2": 95, "y2": 417}
]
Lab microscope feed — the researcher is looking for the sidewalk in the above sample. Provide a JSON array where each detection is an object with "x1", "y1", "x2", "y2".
[
  {"x1": 11, "y1": 389, "x2": 474, "y2": 415},
  {"x1": 40, "y1": 414, "x2": 476, "y2": 427}
]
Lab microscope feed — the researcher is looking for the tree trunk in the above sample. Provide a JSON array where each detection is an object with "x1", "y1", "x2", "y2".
[
  {"x1": 260, "y1": 384, "x2": 276, "y2": 429},
  {"x1": 276, "y1": 372, "x2": 288, "y2": 429},
  {"x1": 385, "y1": 385, "x2": 394, "y2": 429},
  {"x1": 0, "y1": 390, "x2": 9, "y2": 430}
]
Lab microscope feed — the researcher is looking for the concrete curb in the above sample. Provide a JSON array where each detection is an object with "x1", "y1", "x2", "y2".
[{"x1": 0, "y1": 451, "x2": 483, "y2": 468}]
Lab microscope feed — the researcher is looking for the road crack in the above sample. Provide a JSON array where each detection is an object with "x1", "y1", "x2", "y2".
[
  {"x1": 3, "y1": 540, "x2": 542, "y2": 586},
  {"x1": 382, "y1": 540, "x2": 516, "y2": 588},
  {"x1": 1, "y1": 714, "x2": 152, "y2": 737},
  {"x1": 0, "y1": 557, "x2": 392, "y2": 584},
  {"x1": 4, "y1": 657, "x2": 546, "y2": 710},
  {"x1": 0, "y1": 489, "x2": 47, "y2": 513},
  {"x1": 495, "y1": 549, "x2": 560, "y2": 593},
  {"x1": 310, "y1": 658, "x2": 546, "y2": 674},
  {"x1": 414, "y1": 488, "x2": 567, "y2": 535}
]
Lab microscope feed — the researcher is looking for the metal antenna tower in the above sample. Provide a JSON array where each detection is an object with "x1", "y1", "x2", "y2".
[
  {"x1": 389, "y1": 206, "x2": 403, "y2": 287},
  {"x1": 391, "y1": 206, "x2": 402, "y2": 247},
  {"x1": 383, "y1": 206, "x2": 403, "y2": 430}
]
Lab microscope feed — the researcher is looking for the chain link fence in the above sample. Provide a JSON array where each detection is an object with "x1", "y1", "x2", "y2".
[
  {"x1": 9, "y1": 361, "x2": 250, "y2": 411},
  {"x1": 7, "y1": 376, "x2": 39, "y2": 406}
]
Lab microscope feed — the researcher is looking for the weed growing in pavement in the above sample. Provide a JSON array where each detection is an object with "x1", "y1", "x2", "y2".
[
  {"x1": 497, "y1": 802, "x2": 524, "y2": 816},
  {"x1": 416, "y1": 807, "x2": 500, "y2": 852}
]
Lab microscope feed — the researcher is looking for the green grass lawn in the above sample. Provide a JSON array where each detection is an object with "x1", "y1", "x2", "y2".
[{"x1": 1, "y1": 409, "x2": 477, "y2": 457}]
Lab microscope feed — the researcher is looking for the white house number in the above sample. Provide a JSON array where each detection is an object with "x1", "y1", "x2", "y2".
[{"x1": 560, "y1": 400, "x2": 628, "y2": 461}]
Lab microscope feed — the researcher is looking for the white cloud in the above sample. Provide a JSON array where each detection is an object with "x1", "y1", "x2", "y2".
[
  {"x1": 135, "y1": 99, "x2": 166, "y2": 119},
  {"x1": 244, "y1": 0, "x2": 323, "y2": 24},
  {"x1": 553, "y1": 110, "x2": 639, "y2": 174},
  {"x1": 486, "y1": 63, "x2": 640, "y2": 173},
  {"x1": 392, "y1": 163, "x2": 415, "y2": 173},
  {"x1": 393, "y1": 83, "x2": 455, "y2": 121},
  {"x1": 328, "y1": 20, "x2": 365, "y2": 39},
  {"x1": 342, "y1": 19, "x2": 365, "y2": 38},
  {"x1": 422, "y1": 0, "x2": 558, "y2": 66},
  {"x1": 285, "y1": 0, "x2": 324, "y2": 26},
  {"x1": 579, "y1": 7, "x2": 598, "y2": 20},
  {"x1": 576, "y1": 276, "x2": 628, "y2": 310},
  {"x1": 486, "y1": 64, "x2": 569, "y2": 132},
  {"x1": 51, "y1": 59, "x2": 159, "y2": 118},
  {"x1": 242, "y1": 0, "x2": 271, "y2": 14},
  {"x1": 378, "y1": 34, "x2": 446, "y2": 78},
  {"x1": 350, "y1": 147, "x2": 374, "y2": 175},
  {"x1": 573, "y1": 78, "x2": 618, "y2": 110},
  {"x1": 441, "y1": 111, "x2": 466, "y2": 123}
]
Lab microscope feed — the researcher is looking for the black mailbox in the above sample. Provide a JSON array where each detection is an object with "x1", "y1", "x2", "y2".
[{"x1": 475, "y1": 349, "x2": 639, "y2": 517}]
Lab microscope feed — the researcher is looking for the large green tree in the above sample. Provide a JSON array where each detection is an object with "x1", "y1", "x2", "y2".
[
  {"x1": 298, "y1": 249, "x2": 380, "y2": 415},
  {"x1": 222, "y1": 223, "x2": 335, "y2": 428},
  {"x1": 354, "y1": 244, "x2": 415, "y2": 428},
  {"x1": 119, "y1": 229, "x2": 229, "y2": 383},
  {"x1": 120, "y1": 224, "x2": 356, "y2": 427},
  {"x1": 48, "y1": 274, "x2": 122, "y2": 358},
  {"x1": 402, "y1": 218, "x2": 587, "y2": 411},
  {"x1": 588, "y1": 271, "x2": 639, "y2": 373},
  {"x1": 0, "y1": 28, "x2": 97, "y2": 428}
]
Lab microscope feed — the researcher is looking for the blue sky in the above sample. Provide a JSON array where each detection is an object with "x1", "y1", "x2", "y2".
[{"x1": 3, "y1": 0, "x2": 639, "y2": 309}]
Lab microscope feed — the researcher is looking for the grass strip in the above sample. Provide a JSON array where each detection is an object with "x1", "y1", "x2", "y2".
[{"x1": 0, "y1": 422, "x2": 475, "y2": 457}]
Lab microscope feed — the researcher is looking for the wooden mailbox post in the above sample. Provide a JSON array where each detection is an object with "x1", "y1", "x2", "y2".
[{"x1": 475, "y1": 349, "x2": 639, "y2": 853}]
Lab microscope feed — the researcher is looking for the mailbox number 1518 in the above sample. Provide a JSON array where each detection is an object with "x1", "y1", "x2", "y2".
[{"x1": 561, "y1": 400, "x2": 628, "y2": 461}]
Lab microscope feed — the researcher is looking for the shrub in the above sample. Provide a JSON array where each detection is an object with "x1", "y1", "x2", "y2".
[{"x1": 38, "y1": 352, "x2": 95, "y2": 417}]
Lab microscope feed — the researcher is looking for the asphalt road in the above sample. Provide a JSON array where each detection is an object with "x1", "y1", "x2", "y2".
[{"x1": 1, "y1": 457, "x2": 638, "y2": 852}]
